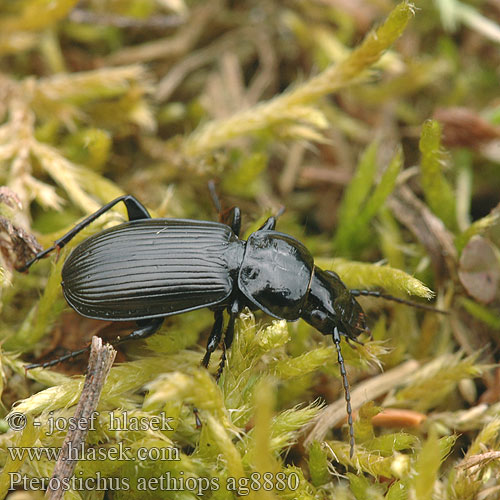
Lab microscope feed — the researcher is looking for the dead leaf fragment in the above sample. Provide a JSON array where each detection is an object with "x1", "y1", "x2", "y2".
[
  {"x1": 388, "y1": 186, "x2": 457, "y2": 282},
  {"x1": 0, "y1": 187, "x2": 22, "y2": 210},
  {"x1": 457, "y1": 451, "x2": 500, "y2": 470},
  {"x1": 0, "y1": 216, "x2": 42, "y2": 271},
  {"x1": 371, "y1": 408, "x2": 427, "y2": 428},
  {"x1": 434, "y1": 107, "x2": 500, "y2": 149},
  {"x1": 458, "y1": 235, "x2": 499, "y2": 304}
]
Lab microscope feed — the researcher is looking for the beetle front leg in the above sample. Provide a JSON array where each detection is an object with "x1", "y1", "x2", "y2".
[
  {"x1": 256, "y1": 207, "x2": 285, "y2": 232},
  {"x1": 221, "y1": 207, "x2": 241, "y2": 237},
  {"x1": 18, "y1": 195, "x2": 151, "y2": 271},
  {"x1": 215, "y1": 316, "x2": 235, "y2": 382},
  {"x1": 201, "y1": 310, "x2": 224, "y2": 368},
  {"x1": 215, "y1": 300, "x2": 240, "y2": 381},
  {"x1": 257, "y1": 216, "x2": 277, "y2": 231},
  {"x1": 207, "y1": 180, "x2": 242, "y2": 236}
]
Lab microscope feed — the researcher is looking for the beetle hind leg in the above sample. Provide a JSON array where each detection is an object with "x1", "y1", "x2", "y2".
[
  {"x1": 18, "y1": 195, "x2": 151, "y2": 272},
  {"x1": 114, "y1": 317, "x2": 164, "y2": 345},
  {"x1": 25, "y1": 345, "x2": 96, "y2": 370},
  {"x1": 25, "y1": 317, "x2": 164, "y2": 371}
]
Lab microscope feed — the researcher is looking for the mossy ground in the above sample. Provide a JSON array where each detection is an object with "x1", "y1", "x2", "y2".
[{"x1": 0, "y1": 1, "x2": 499, "y2": 499}]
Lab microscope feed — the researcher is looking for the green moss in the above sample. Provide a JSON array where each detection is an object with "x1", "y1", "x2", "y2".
[
  {"x1": 334, "y1": 145, "x2": 402, "y2": 256},
  {"x1": 307, "y1": 441, "x2": 330, "y2": 487},
  {"x1": 419, "y1": 120, "x2": 457, "y2": 231}
]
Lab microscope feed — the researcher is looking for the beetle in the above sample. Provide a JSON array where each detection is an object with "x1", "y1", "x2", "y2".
[{"x1": 19, "y1": 194, "x2": 443, "y2": 457}]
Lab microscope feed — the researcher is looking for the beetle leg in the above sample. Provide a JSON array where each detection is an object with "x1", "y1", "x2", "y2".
[
  {"x1": 201, "y1": 310, "x2": 224, "y2": 368},
  {"x1": 216, "y1": 342, "x2": 227, "y2": 382},
  {"x1": 222, "y1": 314, "x2": 236, "y2": 351},
  {"x1": 207, "y1": 180, "x2": 242, "y2": 236},
  {"x1": 221, "y1": 207, "x2": 241, "y2": 237},
  {"x1": 193, "y1": 407, "x2": 202, "y2": 428},
  {"x1": 257, "y1": 216, "x2": 277, "y2": 231},
  {"x1": 215, "y1": 301, "x2": 240, "y2": 381},
  {"x1": 25, "y1": 345, "x2": 96, "y2": 370},
  {"x1": 114, "y1": 317, "x2": 164, "y2": 345},
  {"x1": 224, "y1": 299, "x2": 241, "y2": 350},
  {"x1": 256, "y1": 206, "x2": 285, "y2": 232},
  {"x1": 215, "y1": 315, "x2": 235, "y2": 381},
  {"x1": 122, "y1": 196, "x2": 152, "y2": 221},
  {"x1": 19, "y1": 195, "x2": 152, "y2": 271},
  {"x1": 25, "y1": 317, "x2": 163, "y2": 370}
]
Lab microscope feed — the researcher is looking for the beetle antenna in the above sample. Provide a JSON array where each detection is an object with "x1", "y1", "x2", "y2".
[
  {"x1": 349, "y1": 289, "x2": 448, "y2": 314},
  {"x1": 333, "y1": 327, "x2": 355, "y2": 458}
]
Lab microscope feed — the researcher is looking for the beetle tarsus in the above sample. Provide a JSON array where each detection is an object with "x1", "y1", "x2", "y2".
[
  {"x1": 25, "y1": 318, "x2": 163, "y2": 371},
  {"x1": 19, "y1": 195, "x2": 152, "y2": 271},
  {"x1": 215, "y1": 301, "x2": 239, "y2": 381},
  {"x1": 26, "y1": 345, "x2": 92, "y2": 370},
  {"x1": 18, "y1": 245, "x2": 56, "y2": 271},
  {"x1": 216, "y1": 342, "x2": 227, "y2": 382},
  {"x1": 202, "y1": 310, "x2": 224, "y2": 368},
  {"x1": 193, "y1": 406, "x2": 202, "y2": 428}
]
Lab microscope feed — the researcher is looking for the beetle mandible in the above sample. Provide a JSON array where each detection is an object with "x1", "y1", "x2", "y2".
[{"x1": 19, "y1": 195, "x2": 441, "y2": 457}]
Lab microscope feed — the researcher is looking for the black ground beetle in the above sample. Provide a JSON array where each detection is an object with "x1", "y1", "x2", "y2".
[{"x1": 19, "y1": 195, "x2": 443, "y2": 457}]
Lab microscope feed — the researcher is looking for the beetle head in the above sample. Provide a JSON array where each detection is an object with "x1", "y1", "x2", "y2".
[
  {"x1": 302, "y1": 268, "x2": 367, "y2": 340},
  {"x1": 302, "y1": 267, "x2": 366, "y2": 457}
]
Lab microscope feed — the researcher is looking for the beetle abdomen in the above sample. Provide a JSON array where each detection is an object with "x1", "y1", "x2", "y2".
[{"x1": 62, "y1": 219, "x2": 243, "y2": 320}]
